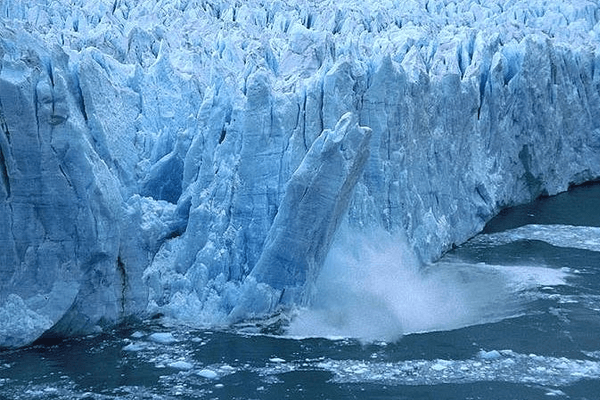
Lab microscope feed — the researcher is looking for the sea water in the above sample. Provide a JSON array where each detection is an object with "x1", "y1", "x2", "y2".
[{"x1": 1, "y1": 184, "x2": 600, "y2": 399}]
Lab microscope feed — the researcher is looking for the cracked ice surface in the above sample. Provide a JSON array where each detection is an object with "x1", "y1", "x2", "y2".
[{"x1": 1, "y1": 0, "x2": 600, "y2": 346}]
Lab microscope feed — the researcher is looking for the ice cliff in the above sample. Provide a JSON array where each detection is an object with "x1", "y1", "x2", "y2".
[{"x1": 1, "y1": 0, "x2": 600, "y2": 347}]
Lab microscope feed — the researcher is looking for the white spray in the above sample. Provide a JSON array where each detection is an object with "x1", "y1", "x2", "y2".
[{"x1": 286, "y1": 227, "x2": 548, "y2": 342}]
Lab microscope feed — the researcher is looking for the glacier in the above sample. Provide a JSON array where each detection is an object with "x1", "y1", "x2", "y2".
[{"x1": 1, "y1": 0, "x2": 600, "y2": 347}]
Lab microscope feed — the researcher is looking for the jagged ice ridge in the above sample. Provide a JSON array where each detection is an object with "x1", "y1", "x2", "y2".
[{"x1": 1, "y1": 0, "x2": 600, "y2": 347}]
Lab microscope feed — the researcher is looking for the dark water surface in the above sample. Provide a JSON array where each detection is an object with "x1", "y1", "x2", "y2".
[{"x1": 1, "y1": 184, "x2": 600, "y2": 399}]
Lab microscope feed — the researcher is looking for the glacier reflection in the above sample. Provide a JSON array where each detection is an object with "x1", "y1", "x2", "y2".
[{"x1": 287, "y1": 227, "x2": 566, "y2": 341}]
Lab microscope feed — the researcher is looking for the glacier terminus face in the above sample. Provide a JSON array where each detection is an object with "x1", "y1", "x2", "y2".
[{"x1": 1, "y1": 0, "x2": 600, "y2": 347}]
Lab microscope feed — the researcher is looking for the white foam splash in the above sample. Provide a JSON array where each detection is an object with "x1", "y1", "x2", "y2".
[{"x1": 286, "y1": 228, "x2": 554, "y2": 342}]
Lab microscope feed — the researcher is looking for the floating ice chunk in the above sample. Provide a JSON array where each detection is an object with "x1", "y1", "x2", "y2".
[
  {"x1": 197, "y1": 369, "x2": 218, "y2": 379},
  {"x1": 431, "y1": 361, "x2": 450, "y2": 371},
  {"x1": 168, "y1": 361, "x2": 193, "y2": 370},
  {"x1": 149, "y1": 332, "x2": 177, "y2": 344},
  {"x1": 478, "y1": 350, "x2": 502, "y2": 360},
  {"x1": 122, "y1": 342, "x2": 147, "y2": 352},
  {"x1": 219, "y1": 364, "x2": 235, "y2": 372}
]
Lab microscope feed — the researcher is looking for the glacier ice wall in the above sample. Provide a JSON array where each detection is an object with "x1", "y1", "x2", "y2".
[{"x1": 1, "y1": 0, "x2": 600, "y2": 346}]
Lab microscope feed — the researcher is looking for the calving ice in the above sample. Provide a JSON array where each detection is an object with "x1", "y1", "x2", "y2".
[{"x1": 1, "y1": 0, "x2": 600, "y2": 348}]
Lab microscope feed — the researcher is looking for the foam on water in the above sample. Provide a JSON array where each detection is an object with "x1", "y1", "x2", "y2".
[
  {"x1": 286, "y1": 228, "x2": 567, "y2": 342},
  {"x1": 470, "y1": 224, "x2": 600, "y2": 252},
  {"x1": 487, "y1": 265, "x2": 571, "y2": 290}
]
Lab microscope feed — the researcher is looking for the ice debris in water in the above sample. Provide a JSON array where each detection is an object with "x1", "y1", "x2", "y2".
[
  {"x1": 197, "y1": 369, "x2": 218, "y2": 379},
  {"x1": 469, "y1": 225, "x2": 600, "y2": 253},
  {"x1": 315, "y1": 351, "x2": 600, "y2": 386},
  {"x1": 478, "y1": 349, "x2": 503, "y2": 360},
  {"x1": 122, "y1": 342, "x2": 148, "y2": 352},
  {"x1": 149, "y1": 332, "x2": 177, "y2": 344},
  {"x1": 545, "y1": 389, "x2": 567, "y2": 396},
  {"x1": 168, "y1": 361, "x2": 194, "y2": 370}
]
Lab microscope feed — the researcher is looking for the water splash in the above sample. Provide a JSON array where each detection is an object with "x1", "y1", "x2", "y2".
[{"x1": 286, "y1": 227, "x2": 564, "y2": 342}]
